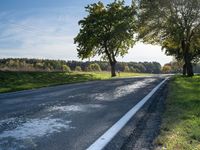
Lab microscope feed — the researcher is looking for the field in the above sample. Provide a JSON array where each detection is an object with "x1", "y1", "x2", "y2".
[
  {"x1": 155, "y1": 75, "x2": 200, "y2": 150},
  {"x1": 0, "y1": 71, "x2": 150, "y2": 93}
]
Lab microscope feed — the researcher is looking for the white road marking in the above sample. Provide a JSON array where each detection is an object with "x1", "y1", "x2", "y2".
[{"x1": 87, "y1": 78, "x2": 169, "y2": 150}]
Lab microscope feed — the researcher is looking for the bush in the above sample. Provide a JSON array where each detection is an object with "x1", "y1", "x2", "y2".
[
  {"x1": 162, "y1": 65, "x2": 171, "y2": 73},
  {"x1": 124, "y1": 65, "x2": 130, "y2": 72},
  {"x1": 62, "y1": 65, "x2": 71, "y2": 72},
  {"x1": 75, "y1": 66, "x2": 82, "y2": 72},
  {"x1": 87, "y1": 63, "x2": 101, "y2": 72}
]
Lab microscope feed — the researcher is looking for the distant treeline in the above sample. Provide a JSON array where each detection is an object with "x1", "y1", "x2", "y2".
[
  {"x1": 162, "y1": 61, "x2": 200, "y2": 73},
  {"x1": 194, "y1": 64, "x2": 200, "y2": 73},
  {"x1": 0, "y1": 58, "x2": 161, "y2": 73}
]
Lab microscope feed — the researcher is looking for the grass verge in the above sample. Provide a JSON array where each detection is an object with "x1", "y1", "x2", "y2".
[
  {"x1": 155, "y1": 75, "x2": 200, "y2": 150},
  {"x1": 0, "y1": 71, "x2": 149, "y2": 93}
]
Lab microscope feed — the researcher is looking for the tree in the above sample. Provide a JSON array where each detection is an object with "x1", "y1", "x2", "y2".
[
  {"x1": 75, "y1": 66, "x2": 82, "y2": 72},
  {"x1": 129, "y1": 66, "x2": 136, "y2": 72},
  {"x1": 151, "y1": 62, "x2": 162, "y2": 73},
  {"x1": 74, "y1": 1, "x2": 137, "y2": 77},
  {"x1": 87, "y1": 63, "x2": 102, "y2": 72},
  {"x1": 124, "y1": 65, "x2": 130, "y2": 72},
  {"x1": 170, "y1": 58, "x2": 184, "y2": 73},
  {"x1": 62, "y1": 65, "x2": 71, "y2": 72},
  {"x1": 138, "y1": 0, "x2": 200, "y2": 76},
  {"x1": 162, "y1": 64, "x2": 172, "y2": 74}
]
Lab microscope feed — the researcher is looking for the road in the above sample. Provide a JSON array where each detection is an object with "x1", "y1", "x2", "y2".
[{"x1": 0, "y1": 76, "x2": 165, "y2": 150}]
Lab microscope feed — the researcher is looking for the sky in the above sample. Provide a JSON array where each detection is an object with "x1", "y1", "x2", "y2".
[{"x1": 0, "y1": 0, "x2": 172, "y2": 66}]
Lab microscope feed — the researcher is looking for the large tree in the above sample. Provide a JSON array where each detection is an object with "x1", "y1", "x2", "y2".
[
  {"x1": 138, "y1": 0, "x2": 200, "y2": 76},
  {"x1": 74, "y1": 1, "x2": 137, "y2": 77}
]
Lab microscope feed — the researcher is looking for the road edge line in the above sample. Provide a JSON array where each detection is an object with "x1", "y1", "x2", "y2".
[{"x1": 87, "y1": 77, "x2": 169, "y2": 150}]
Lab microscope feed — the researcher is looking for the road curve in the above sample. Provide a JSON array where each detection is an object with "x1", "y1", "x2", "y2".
[{"x1": 0, "y1": 76, "x2": 165, "y2": 150}]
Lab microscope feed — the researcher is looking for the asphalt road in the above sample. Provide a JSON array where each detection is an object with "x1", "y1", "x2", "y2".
[{"x1": 0, "y1": 76, "x2": 165, "y2": 150}]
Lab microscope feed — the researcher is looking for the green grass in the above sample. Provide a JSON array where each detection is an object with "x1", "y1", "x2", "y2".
[
  {"x1": 0, "y1": 71, "x2": 149, "y2": 93},
  {"x1": 155, "y1": 75, "x2": 200, "y2": 150}
]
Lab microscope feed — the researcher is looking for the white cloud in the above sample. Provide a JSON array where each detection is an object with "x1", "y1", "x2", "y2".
[
  {"x1": 117, "y1": 43, "x2": 172, "y2": 66},
  {"x1": 0, "y1": 6, "x2": 172, "y2": 65},
  {"x1": 0, "y1": 6, "x2": 79, "y2": 60}
]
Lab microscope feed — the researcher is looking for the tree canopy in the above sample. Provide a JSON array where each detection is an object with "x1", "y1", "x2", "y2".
[
  {"x1": 74, "y1": 0, "x2": 137, "y2": 77},
  {"x1": 138, "y1": 0, "x2": 200, "y2": 76}
]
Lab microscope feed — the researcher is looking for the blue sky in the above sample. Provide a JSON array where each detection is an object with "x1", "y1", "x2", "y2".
[{"x1": 0, "y1": 0, "x2": 171, "y2": 65}]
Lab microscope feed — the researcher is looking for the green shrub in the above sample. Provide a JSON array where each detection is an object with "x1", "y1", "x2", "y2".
[
  {"x1": 124, "y1": 65, "x2": 130, "y2": 72},
  {"x1": 62, "y1": 65, "x2": 71, "y2": 72},
  {"x1": 75, "y1": 66, "x2": 82, "y2": 72},
  {"x1": 87, "y1": 63, "x2": 101, "y2": 72}
]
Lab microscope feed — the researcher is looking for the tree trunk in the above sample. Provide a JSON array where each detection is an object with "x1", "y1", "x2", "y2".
[
  {"x1": 182, "y1": 41, "x2": 194, "y2": 77},
  {"x1": 183, "y1": 64, "x2": 186, "y2": 75},
  {"x1": 184, "y1": 54, "x2": 194, "y2": 77},
  {"x1": 187, "y1": 62, "x2": 194, "y2": 76},
  {"x1": 110, "y1": 62, "x2": 116, "y2": 77}
]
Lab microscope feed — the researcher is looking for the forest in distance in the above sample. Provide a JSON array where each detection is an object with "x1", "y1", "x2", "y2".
[
  {"x1": 0, "y1": 58, "x2": 161, "y2": 73},
  {"x1": 1, "y1": 58, "x2": 200, "y2": 74}
]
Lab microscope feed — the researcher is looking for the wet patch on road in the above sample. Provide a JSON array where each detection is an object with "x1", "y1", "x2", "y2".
[
  {"x1": 91, "y1": 78, "x2": 156, "y2": 101},
  {"x1": 0, "y1": 103, "x2": 104, "y2": 150},
  {"x1": 0, "y1": 118, "x2": 71, "y2": 140},
  {"x1": 48, "y1": 104, "x2": 103, "y2": 113},
  {"x1": 0, "y1": 117, "x2": 72, "y2": 150}
]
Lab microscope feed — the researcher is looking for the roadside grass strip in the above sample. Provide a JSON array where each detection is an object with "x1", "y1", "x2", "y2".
[
  {"x1": 0, "y1": 71, "x2": 150, "y2": 93},
  {"x1": 155, "y1": 75, "x2": 200, "y2": 150}
]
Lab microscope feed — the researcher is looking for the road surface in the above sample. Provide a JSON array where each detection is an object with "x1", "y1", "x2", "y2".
[{"x1": 0, "y1": 76, "x2": 165, "y2": 150}]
